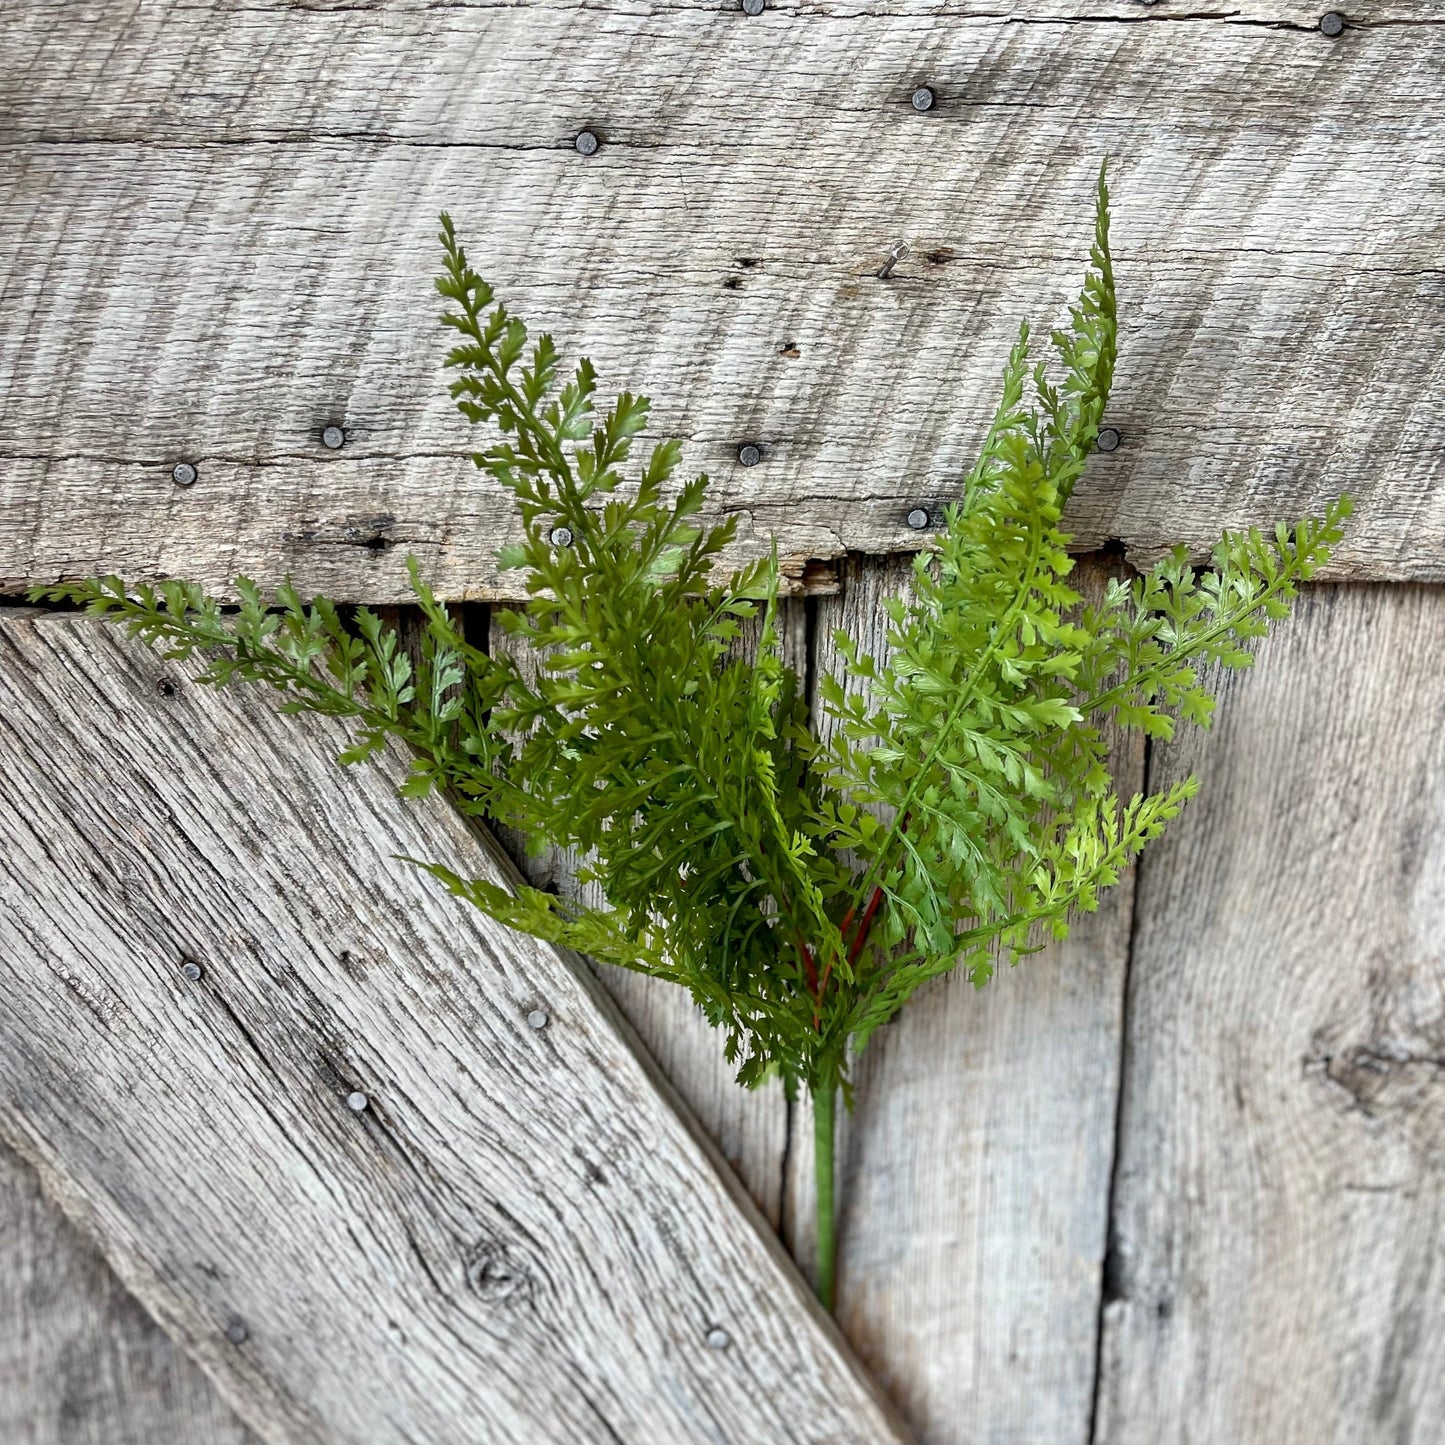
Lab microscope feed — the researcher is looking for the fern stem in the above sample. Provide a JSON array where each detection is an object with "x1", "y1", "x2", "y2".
[{"x1": 813, "y1": 1078, "x2": 837, "y2": 1313}]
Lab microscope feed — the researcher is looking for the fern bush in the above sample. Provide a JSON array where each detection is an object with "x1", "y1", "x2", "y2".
[{"x1": 37, "y1": 168, "x2": 1349, "y2": 1311}]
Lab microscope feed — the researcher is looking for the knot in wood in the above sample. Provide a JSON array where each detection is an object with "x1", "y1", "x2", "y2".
[{"x1": 464, "y1": 1241, "x2": 531, "y2": 1304}]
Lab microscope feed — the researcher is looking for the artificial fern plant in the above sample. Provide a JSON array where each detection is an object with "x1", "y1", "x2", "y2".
[{"x1": 37, "y1": 167, "x2": 1349, "y2": 1313}]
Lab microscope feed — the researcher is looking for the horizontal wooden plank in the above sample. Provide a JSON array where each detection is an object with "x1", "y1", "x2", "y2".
[
  {"x1": 0, "y1": 611, "x2": 909, "y2": 1445},
  {"x1": 0, "y1": 1141, "x2": 259, "y2": 1445},
  {"x1": 4, "y1": 2, "x2": 1436, "y2": 147},
  {"x1": 1096, "y1": 584, "x2": 1445, "y2": 1443},
  {"x1": 2, "y1": 6, "x2": 1441, "y2": 594}
]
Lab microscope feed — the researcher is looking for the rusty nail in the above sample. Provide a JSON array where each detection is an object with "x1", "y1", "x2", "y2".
[
  {"x1": 321, "y1": 424, "x2": 345, "y2": 450},
  {"x1": 575, "y1": 129, "x2": 599, "y2": 156},
  {"x1": 1096, "y1": 427, "x2": 1121, "y2": 453},
  {"x1": 1319, "y1": 12, "x2": 1345, "y2": 37},
  {"x1": 912, "y1": 87, "x2": 935, "y2": 113},
  {"x1": 737, "y1": 443, "x2": 762, "y2": 467},
  {"x1": 346, "y1": 1090, "x2": 369, "y2": 1113},
  {"x1": 171, "y1": 461, "x2": 198, "y2": 487},
  {"x1": 879, "y1": 240, "x2": 910, "y2": 279},
  {"x1": 527, "y1": 1009, "x2": 549, "y2": 1030}
]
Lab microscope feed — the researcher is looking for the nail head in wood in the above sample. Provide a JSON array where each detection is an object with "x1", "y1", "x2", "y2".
[
  {"x1": 180, "y1": 959, "x2": 203, "y2": 982},
  {"x1": 705, "y1": 1326, "x2": 732, "y2": 1350},
  {"x1": 224, "y1": 1320, "x2": 249, "y2": 1346},
  {"x1": 737, "y1": 443, "x2": 762, "y2": 467},
  {"x1": 879, "y1": 240, "x2": 910, "y2": 280},
  {"x1": 549, "y1": 525, "x2": 573, "y2": 548},
  {"x1": 912, "y1": 87, "x2": 935, "y2": 113},
  {"x1": 741, "y1": 0, "x2": 765, "y2": 13},
  {"x1": 1096, "y1": 427, "x2": 1122, "y2": 453},
  {"x1": 171, "y1": 461, "x2": 197, "y2": 487},
  {"x1": 574, "y1": 129, "x2": 600, "y2": 156},
  {"x1": 321, "y1": 424, "x2": 346, "y2": 450},
  {"x1": 527, "y1": 1008, "x2": 549, "y2": 1030},
  {"x1": 1319, "y1": 11, "x2": 1346, "y2": 37},
  {"x1": 906, "y1": 507, "x2": 930, "y2": 530},
  {"x1": 346, "y1": 1090, "x2": 369, "y2": 1113}
]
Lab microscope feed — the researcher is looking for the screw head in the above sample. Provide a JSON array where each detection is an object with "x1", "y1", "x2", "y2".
[
  {"x1": 171, "y1": 461, "x2": 197, "y2": 487},
  {"x1": 1096, "y1": 427, "x2": 1122, "y2": 453},
  {"x1": 527, "y1": 1008, "x2": 549, "y2": 1030},
  {"x1": 742, "y1": 0, "x2": 765, "y2": 12},
  {"x1": 346, "y1": 1090, "x2": 369, "y2": 1113},
  {"x1": 737, "y1": 443, "x2": 762, "y2": 467},
  {"x1": 912, "y1": 87, "x2": 935, "y2": 113},
  {"x1": 705, "y1": 1326, "x2": 732, "y2": 1350},
  {"x1": 574, "y1": 129, "x2": 599, "y2": 156},
  {"x1": 180, "y1": 959, "x2": 203, "y2": 982},
  {"x1": 906, "y1": 507, "x2": 931, "y2": 531},
  {"x1": 549, "y1": 525, "x2": 574, "y2": 548},
  {"x1": 224, "y1": 1320, "x2": 249, "y2": 1346},
  {"x1": 321, "y1": 424, "x2": 345, "y2": 450},
  {"x1": 1319, "y1": 11, "x2": 1345, "y2": 36}
]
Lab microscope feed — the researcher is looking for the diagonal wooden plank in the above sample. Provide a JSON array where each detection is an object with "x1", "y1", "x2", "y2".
[
  {"x1": 783, "y1": 556, "x2": 1142, "y2": 1444},
  {"x1": 0, "y1": 611, "x2": 910, "y2": 1445},
  {"x1": 1, "y1": 4, "x2": 1441, "y2": 596},
  {"x1": 1095, "y1": 584, "x2": 1445, "y2": 1444},
  {"x1": 0, "y1": 1139, "x2": 260, "y2": 1445}
]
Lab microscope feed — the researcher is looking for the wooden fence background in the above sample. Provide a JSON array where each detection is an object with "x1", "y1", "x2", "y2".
[{"x1": 2, "y1": 1, "x2": 1443, "y2": 1442}]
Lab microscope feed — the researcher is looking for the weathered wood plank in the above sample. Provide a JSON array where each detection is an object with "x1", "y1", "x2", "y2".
[
  {"x1": 783, "y1": 556, "x2": 1141, "y2": 1444},
  {"x1": 0, "y1": 1141, "x2": 259, "y2": 1445},
  {"x1": 2, "y1": 7, "x2": 1441, "y2": 596},
  {"x1": 1096, "y1": 584, "x2": 1445, "y2": 1444},
  {"x1": 0, "y1": 611, "x2": 909, "y2": 1445}
]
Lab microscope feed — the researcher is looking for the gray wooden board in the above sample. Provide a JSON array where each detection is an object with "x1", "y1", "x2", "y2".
[
  {"x1": 781, "y1": 556, "x2": 1143, "y2": 1445},
  {"x1": 0, "y1": 1140, "x2": 259, "y2": 1445},
  {"x1": 2, "y1": 4, "x2": 1442, "y2": 599},
  {"x1": 1095, "y1": 583, "x2": 1445, "y2": 1444},
  {"x1": 0, "y1": 611, "x2": 909, "y2": 1445}
]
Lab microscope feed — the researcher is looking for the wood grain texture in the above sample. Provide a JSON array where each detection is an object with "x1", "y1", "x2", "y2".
[
  {"x1": 485, "y1": 601, "x2": 811, "y2": 1230},
  {"x1": 2, "y1": 3, "x2": 1441, "y2": 598},
  {"x1": 0, "y1": 1141, "x2": 258, "y2": 1445},
  {"x1": 0, "y1": 611, "x2": 909, "y2": 1445},
  {"x1": 1096, "y1": 584, "x2": 1445, "y2": 1445},
  {"x1": 782, "y1": 556, "x2": 1143, "y2": 1445}
]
